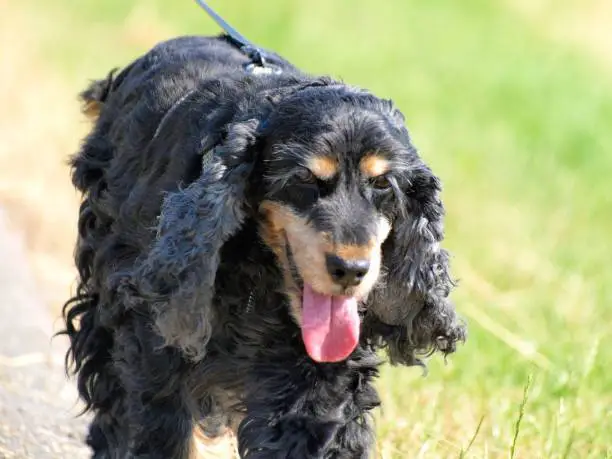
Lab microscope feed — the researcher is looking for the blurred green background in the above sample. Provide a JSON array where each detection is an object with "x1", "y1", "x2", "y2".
[{"x1": 1, "y1": 0, "x2": 610, "y2": 457}]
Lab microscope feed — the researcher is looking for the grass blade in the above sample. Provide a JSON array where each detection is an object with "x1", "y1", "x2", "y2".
[
  {"x1": 459, "y1": 415, "x2": 485, "y2": 459},
  {"x1": 510, "y1": 373, "x2": 533, "y2": 459}
]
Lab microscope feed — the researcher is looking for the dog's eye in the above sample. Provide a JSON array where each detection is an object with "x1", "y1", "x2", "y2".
[
  {"x1": 295, "y1": 167, "x2": 316, "y2": 184},
  {"x1": 369, "y1": 175, "x2": 392, "y2": 190}
]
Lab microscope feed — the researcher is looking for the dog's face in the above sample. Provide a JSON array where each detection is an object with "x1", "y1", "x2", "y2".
[
  {"x1": 254, "y1": 85, "x2": 443, "y2": 363},
  {"x1": 139, "y1": 81, "x2": 462, "y2": 366}
]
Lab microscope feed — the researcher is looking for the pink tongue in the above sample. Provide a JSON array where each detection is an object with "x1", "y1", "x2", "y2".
[{"x1": 301, "y1": 284, "x2": 360, "y2": 362}]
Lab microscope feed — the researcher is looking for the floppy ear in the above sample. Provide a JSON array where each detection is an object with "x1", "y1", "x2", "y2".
[
  {"x1": 131, "y1": 119, "x2": 260, "y2": 360},
  {"x1": 365, "y1": 167, "x2": 466, "y2": 367}
]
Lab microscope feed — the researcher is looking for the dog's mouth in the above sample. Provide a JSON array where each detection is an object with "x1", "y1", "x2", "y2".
[{"x1": 284, "y1": 237, "x2": 361, "y2": 364}]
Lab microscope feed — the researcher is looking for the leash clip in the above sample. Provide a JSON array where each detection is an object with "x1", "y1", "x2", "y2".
[
  {"x1": 241, "y1": 45, "x2": 283, "y2": 75},
  {"x1": 244, "y1": 62, "x2": 283, "y2": 76}
]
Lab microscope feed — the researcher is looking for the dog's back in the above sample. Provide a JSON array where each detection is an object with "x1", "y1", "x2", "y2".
[{"x1": 80, "y1": 36, "x2": 295, "y2": 122}]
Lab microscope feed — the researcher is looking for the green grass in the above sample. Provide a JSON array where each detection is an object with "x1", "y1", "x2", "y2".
[{"x1": 11, "y1": 0, "x2": 612, "y2": 456}]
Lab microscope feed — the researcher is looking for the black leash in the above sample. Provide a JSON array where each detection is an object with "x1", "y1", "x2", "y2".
[{"x1": 194, "y1": 0, "x2": 283, "y2": 75}]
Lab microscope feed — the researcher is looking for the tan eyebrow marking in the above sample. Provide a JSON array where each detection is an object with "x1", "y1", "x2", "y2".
[
  {"x1": 308, "y1": 156, "x2": 338, "y2": 180},
  {"x1": 360, "y1": 154, "x2": 390, "y2": 177}
]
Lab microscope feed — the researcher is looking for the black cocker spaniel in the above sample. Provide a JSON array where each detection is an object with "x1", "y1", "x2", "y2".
[{"x1": 61, "y1": 34, "x2": 466, "y2": 458}]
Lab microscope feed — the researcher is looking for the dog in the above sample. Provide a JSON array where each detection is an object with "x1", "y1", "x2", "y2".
[{"x1": 61, "y1": 30, "x2": 466, "y2": 458}]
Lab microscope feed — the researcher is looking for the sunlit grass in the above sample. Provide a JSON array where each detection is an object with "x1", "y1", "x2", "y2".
[{"x1": 2, "y1": 0, "x2": 611, "y2": 457}]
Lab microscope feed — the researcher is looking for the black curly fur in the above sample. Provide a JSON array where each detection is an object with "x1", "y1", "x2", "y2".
[{"x1": 60, "y1": 35, "x2": 466, "y2": 458}]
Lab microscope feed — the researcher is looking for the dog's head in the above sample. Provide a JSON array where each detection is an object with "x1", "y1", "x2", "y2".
[
  {"x1": 250, "y1": 83, "x2": 465, "y2": 363},
  {"x1": 143, "y1": 80, "x2": 465, "y2": 364}
]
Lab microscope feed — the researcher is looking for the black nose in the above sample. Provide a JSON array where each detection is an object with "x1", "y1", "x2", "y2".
[{"x1": 325, "y1": 254, "x2": 370, "y2": 287}]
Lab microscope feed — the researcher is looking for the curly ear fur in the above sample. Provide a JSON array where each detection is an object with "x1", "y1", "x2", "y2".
[
  {"x1": 366, "y1": 167, "x2": 467, "y2": 367},
  {"x1": 131, "y1": 119, "x2": 260, "y2": 360}
]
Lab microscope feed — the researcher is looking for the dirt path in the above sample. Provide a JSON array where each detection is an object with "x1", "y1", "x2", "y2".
[{"x1": 0, "y1": 208, "x2": 90, "y2": 458}]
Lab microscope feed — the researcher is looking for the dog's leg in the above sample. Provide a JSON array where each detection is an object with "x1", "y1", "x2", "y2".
[{"x1": 112, "y1": 317, "x2": 194, "y2": 459}]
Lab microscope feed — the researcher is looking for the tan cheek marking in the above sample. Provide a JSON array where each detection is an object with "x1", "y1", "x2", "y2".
[
  {"x1": 258, "y1": 201, "x2": 337, "y2": 295},
  {"x1": 284, "y1": 215, "x2": 336, "y2": 294},
  {"x1": 308, "y1": 156, "x2": 338, "y2": 180},
  {"x1": 258, "y1": 201, "x2": 286, "y2": 259},
  {"x1": 360, "y1": 155, "x2": 390, "y2": 178},
  {"x1": 259, "y1": 202, "x2": 305, "y2": 324}
]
